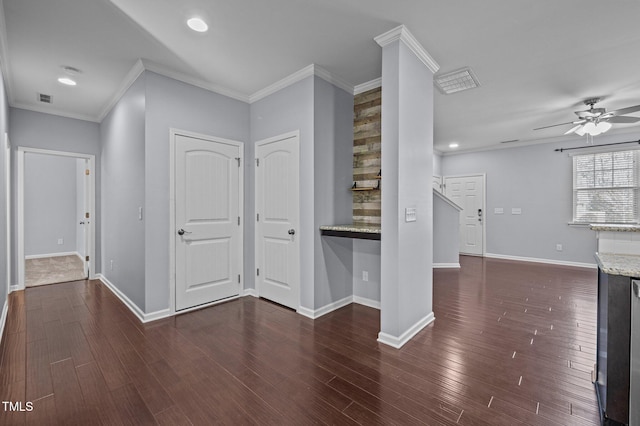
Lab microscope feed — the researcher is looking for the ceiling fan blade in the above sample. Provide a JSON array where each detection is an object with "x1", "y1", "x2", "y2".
[
  {"x1": 607, "y1": 104, "x2": 640, "y2": 116},
  {"x1": 533, "y1": 121, "x2": 577, "y2": 131},
  {"x1": 564, "y1": 124, "x2": 583, "y2": 135},
  {"x1": 605, "y1": 116, "x2": 640, "y2": 124}
]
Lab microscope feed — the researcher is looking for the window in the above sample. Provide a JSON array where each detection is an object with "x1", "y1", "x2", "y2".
[{"x1": 573, "y1": 149, "x2": 640, "y2": 224}]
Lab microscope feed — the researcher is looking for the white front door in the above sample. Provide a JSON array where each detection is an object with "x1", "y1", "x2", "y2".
[
  {"x1": 444, "y1": 175, "x2": 485, "y2": 256},
  {"x1": 175, "y1": 134, "x2": 243, "y2": 311},
  {"x1": 78, "y1": 159, "x2": 89, "y2": 277},
  {"x1": 255, "y1": 132, "x2": 300, "y2": 310}
]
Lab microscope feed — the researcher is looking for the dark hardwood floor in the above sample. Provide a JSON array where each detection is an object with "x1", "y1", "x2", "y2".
[{"x1": 0, "y1": 256, "x2": 600, "y2": 425}]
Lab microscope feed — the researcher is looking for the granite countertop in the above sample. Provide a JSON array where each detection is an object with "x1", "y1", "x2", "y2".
[
  {"x1": 595, "y1": 252, "x2": 640, "y2": 277},
  {"x1": 590, "y1": 224, "x2": 640, "y2": 232},
  {"x1": 319, "y1": 224, "x2": 381, "y2": 234}
]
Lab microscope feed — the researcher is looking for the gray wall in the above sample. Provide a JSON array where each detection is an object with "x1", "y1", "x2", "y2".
[
  {"x1": 250, "y1": 76, "x2": 315, "y2": 309},
  {"x1": 440, "y1": 132, "x2": 640, "y2": 265},
  {"x1": 353, "y1": 240, "x2": 381, "y2": 303},
  {"x1": 0, "y1": 66, "x2": 8, "y2": 315},
  {"x1": 144, "y1": 71, "x2": 249, "y2": 313},
  {"x1": 100, "y1": 74, "x2": 146, "y2": 310},
  {"x1": 9, "y1": 108, "x2": 101, "y2": 283},
  {"x1": 380, "y1": 40, "x2": 434, "y2": 338},
  {"x1": 24, "y1": 153, "x2": 78, "y2": 256},
  {"x1": 433, "y1": 190, "x2": 460, "y2": 265},
  {"x1": 313, "y1": 77, "x2": 354, "y2": 309}
]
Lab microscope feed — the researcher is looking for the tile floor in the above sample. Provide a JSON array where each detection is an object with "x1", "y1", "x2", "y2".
[{"x1": 25, "y1": 255, "x2": 86, "y2": 287}]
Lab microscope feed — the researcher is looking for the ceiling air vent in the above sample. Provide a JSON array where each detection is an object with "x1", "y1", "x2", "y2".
[
  {"x1": 38, "y1": 93, "x2": 52, "y2": 104},
  {"x1": 434, "y1": 67, "x2": 480, "y2": 95}
]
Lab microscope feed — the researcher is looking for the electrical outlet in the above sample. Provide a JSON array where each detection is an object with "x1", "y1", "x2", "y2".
[
  {"x1": 110, "y1": 260, "x2": 114, "y2": 271},
  {"x1": 362, "y1": 271, "x2": 369, "y2": 282},
  {"x1": 556, "y1": 244, "x2": 563, "y2": 251},
  {"x1": 57, "y1": 238, "x2": 63, "y2": 245}
]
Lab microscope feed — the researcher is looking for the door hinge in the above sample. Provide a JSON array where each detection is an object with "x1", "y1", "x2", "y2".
[
  {"x1": 85, "y1": 256, "x2": 89, "y2": 261},
  {"x1": 85, "y1": 169, "x2": 90, "y2": 176},
  {"x1": 238, "y1": 216, "x2": 240, "y2": 226},
  {"x1": 235, "y1": 157, "x2": 241, "y2": 167},
  {"x1": 85, "y1": 212, "x2": 90, "y2": 219},
  {"x1": 256, "y1": 158, "x2": 259, "y2": 167},
  {"x1": 238, "y1": 274, "x2": 241, "y2": 283},
  {"x1": 257, "y1": 268, "x2": 260, "y2": 276},
  {"x1": 256, "y1": 213, "x2": 259, "y2": 222}
]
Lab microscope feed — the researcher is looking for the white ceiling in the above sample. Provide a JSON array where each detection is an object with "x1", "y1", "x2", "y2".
[{"x1": 2, "y1": 0, "x2": 640, "y2": 152}]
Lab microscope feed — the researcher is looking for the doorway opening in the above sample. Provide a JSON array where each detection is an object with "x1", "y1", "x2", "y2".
[{"x1": 17, "y1": 148, "x2": 96, "y2": 289}]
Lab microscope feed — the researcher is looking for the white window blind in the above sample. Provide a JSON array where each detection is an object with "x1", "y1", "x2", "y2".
[{"x1": 573, "y1": 149, "x2": 639, "y2": 224}]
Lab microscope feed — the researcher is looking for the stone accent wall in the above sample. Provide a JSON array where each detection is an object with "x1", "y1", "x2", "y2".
[{"x1": 353, "y1": 87, "x2": 381, "y2": 225}]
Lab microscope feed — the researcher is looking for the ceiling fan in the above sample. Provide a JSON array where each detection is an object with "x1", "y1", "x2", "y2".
[{"x1": 534, "y1": 98, "x2": 640, "y2": 136}]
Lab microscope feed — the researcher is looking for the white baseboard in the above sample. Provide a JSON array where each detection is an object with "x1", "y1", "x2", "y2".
[
  {"x1": 97, "y1": 274, "x2": 170, "y2": 323},
  {"x1": 297, "y1": 295, "x2": 353, "y2": 319},
  {"x1": 10, "y1": 284, "x2": 23, "y2": 293},
  {"x1": 352, "y1": 295, "x2": 381, "y2": 310},
  {"x1": 433, "y1": 263, "x2": 461, "y2": 269},
  {"x1": 25, "y1": 251, "x2": 80, "y2": 260},
  {"x1": 0, "y1": 299, "x2": 8, "y2": 346},
  {"x1": 243, "y1": 288, "x2": 258, "y2": 298},
  {"x1": 484, "y1": 253, "x2": 597, "y2": 269},
  {"x1": 377, "y1": 312, "x2": 435, "y2": 349},
  {"x1": 297, "y1": 295, "x2": 382, "y2": 319}
]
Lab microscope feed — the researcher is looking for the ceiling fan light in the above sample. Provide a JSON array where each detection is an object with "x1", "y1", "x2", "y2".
[
  {"x1": 582, "y1": 122, "x2": 596, "y2": 135},
  {"x1": 575, "y1": 125, "x2": 587, "y2": 136},
  {"x1": 596, "y1": 121, "x2": 612, "y2": 134}
]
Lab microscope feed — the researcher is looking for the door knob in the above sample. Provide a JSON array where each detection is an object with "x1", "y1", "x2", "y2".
[
  {"x1": 288, "y1": 229, "x2": 296, "y2": 235},
  {"x1": 177, "y1": 229, "x2": 192, "y2": 236}
]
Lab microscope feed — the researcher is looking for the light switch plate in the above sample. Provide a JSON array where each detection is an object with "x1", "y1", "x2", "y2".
[
  {"x1": 405, "y1": 207, "x2": 417, "y2": 222},
  {"x1": 494, "y1": 207, "x2": 504, "y2": 214},
  {"x1": 511, "y1": 208, "x2": 522, "y2": 215}
]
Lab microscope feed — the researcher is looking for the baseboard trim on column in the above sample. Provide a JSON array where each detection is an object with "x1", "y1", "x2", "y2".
[{"x1": 377, "y1": 312, "x2": 435, "y2": 349}]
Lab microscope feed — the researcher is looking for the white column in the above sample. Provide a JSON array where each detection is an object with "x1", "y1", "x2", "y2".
[{"x1": 376, "y1": 25, "x2": 438, "y2": 348}]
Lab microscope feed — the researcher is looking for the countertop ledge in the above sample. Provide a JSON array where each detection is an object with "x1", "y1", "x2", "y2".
[
  {"x1": 320, "y1": 224, "x2": 381, "y2": 234},
  {"x1": 590, "y1": 224, "x2": 640, "y2": 232},
  {"x1": 595, "y1": 252, "x2": 640, "y2": 277}
]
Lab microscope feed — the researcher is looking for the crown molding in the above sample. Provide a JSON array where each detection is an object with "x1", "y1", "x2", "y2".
[
  {"x1": 249, "y1": 64, "x2": 315, "y2": 103},
  {"x1": 354, "y1": 77, "x2": 381, "y2": 95},
  {"x1": 140, "y1": 59, "x2": 250, "y2": 103},
  {"x1": 0, "y1": 0, "x2": 14, "y2": 104},
  {"x1": 374, "y1": 25, "x2": 439, "y2": 74},
  {"x1": 312, "y1": 65, "x2": 353, "y2": 94},
  {"x1": 249, "y1": 64, "x2": 354, "y2": 103},
  {"x1": 11, "y1": 102, "x2": 100, "y2": 123},
  {"x1": 97, "y1": 58, "x2": 145, "y2": 121}
]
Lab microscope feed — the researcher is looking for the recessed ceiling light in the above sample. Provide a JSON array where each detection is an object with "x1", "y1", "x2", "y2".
[
  {"x1": 187, "y1": 17, "x2": 208, "y2": 32},
  {"x1": 449, "y1": 143, "x2": 459, "y2": 149},
  {"x1": 57, "y1": 77, "x2": 77, "y2": 86}
]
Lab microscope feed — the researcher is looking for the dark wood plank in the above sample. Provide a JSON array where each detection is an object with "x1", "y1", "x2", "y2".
[
  {"x1": 50, "y1": 358, "x2": 96, "y2": 425},
  {"x1": 0, "y1": 257, "x2": 600, "y2": 425}
]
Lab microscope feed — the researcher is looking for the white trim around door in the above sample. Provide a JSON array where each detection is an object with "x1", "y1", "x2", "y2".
[
  {"x1": 4, "y1": 133, "x2": 10, "y2": 296},
  {"x1": 16, "y1": 147, "x2": 96, "y2": 291},
  {"x1": 168, "y1": 128, "x2": 244, "y2": 315}
]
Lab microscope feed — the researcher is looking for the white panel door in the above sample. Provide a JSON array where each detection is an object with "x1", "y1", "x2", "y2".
[
  {"x1": 255, "y1": 133, "x2": 300, "y2": 310},
  {"x1": 444, "y1": 175, "x2": 484, "y2": 255},
  {"x1": 175, "y1": 134, "x2": 242, "y2": 311}
]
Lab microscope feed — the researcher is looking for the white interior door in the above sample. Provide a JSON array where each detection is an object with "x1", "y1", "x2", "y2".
[
  {"x1": 255, "y1": 132, "x2": 300, "y2": 310},
  {"x1": 175, "y1": 134, "x2": 243, "y2": 311},
  {"x1": 444, "y1": 175, "x2": 485, "y2": 256}
]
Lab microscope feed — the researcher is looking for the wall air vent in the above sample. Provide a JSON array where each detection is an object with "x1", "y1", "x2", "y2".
[
  {"x1": 38, "y1": 93, "x2": 52, "y2": 104},
  {"x1": 434, "y1": 67, "x2": 480, "y2": 95}
]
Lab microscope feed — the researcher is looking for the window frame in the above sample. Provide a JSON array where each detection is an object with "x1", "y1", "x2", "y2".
[{"x1": 571, "y1": 148, "x2": 640, "y2": 225}]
